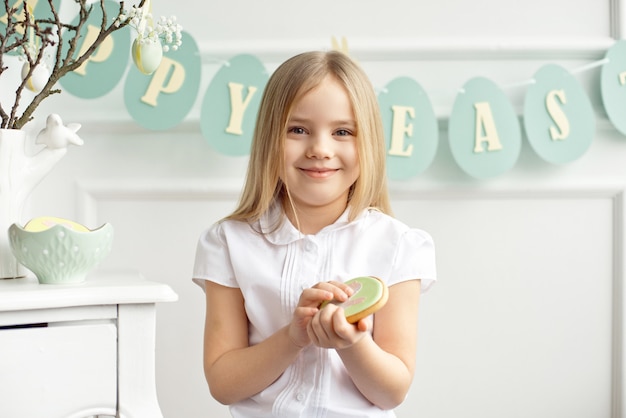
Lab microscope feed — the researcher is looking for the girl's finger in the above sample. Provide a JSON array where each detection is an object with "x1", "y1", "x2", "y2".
[
  {"x1": 299, "y1": 288, "x2": 334, "y2": 306},
  {"x1": 313, "y1": 281, "x2": 353, "y2": 302}
]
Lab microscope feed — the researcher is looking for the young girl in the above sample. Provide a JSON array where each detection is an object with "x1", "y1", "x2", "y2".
[{"x1": 193, "y1": 50, "x2": 436, "y2": 417}]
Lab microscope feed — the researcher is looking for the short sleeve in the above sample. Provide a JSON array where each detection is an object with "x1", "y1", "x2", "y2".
[
  {"x1": 192, "y1": 222, "x2": 239, "y2": 291},
  {"x1": 390, "y1": 228, "x2": 437, "y2": 292}
]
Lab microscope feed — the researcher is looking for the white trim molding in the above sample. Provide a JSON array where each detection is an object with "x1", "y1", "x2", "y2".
[{"x1": 198, "y1": 37, "x2": 615, "y2": 64}]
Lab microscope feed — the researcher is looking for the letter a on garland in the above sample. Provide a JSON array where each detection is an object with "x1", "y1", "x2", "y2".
[{"x1": 449, "y1": 77, "x2": 521, "y2": 179}]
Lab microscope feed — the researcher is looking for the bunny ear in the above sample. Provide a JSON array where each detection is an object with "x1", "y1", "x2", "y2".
[{"x1": 67, "y1": 123, "x2": 81, "y2": 133}]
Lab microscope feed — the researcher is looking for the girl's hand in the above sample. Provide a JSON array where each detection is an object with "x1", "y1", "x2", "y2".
[
  {"x1": 306, "y1": 302, "x2": 370, "y2": 350},
  {"x1": 288, "y1": 281, "x2": 354, "y2": 349}
]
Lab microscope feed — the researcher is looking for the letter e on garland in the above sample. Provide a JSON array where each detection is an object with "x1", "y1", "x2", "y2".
[
  {"x1": 378, "y1": 76, "x2": 438, "y2": 180},
  {"x1": 388, "y1": 105, "x2": 415, "y2": 157}
]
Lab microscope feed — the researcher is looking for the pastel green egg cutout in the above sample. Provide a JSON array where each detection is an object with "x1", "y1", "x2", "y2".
[
  {"x1": 524, "y1": 64, "x2": 595, "y2": 164},
  {"x1": 379, "y1": 76, "x2": 438, "y2": 180},
  {"x1": 58, "y1": 0, "x2": 130, "y2": 99},
  {"x1": 0, "y1": 0, "x2": 61, "y2": 56},
  {"x1": 200, "y1": 54, "x2": 269, "y2": 156},
  {"x1": 601, "y1": 40, "x2": 626, "y2": 136},
  {"x1": 449, "y1": 77, "x2": 521, "y2": 179},
  {"x1": 125, "y1": 31, "x2": 200, "y2": 131}
]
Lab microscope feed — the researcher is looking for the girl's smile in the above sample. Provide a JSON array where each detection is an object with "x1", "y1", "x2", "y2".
[{"x1": 299, "y1": 166, "x2": 340, "y2": 178}]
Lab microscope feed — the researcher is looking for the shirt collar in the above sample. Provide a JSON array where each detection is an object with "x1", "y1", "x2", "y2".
[{"x1": 259, "y1": 200, "x2": 364, "y2": 245}]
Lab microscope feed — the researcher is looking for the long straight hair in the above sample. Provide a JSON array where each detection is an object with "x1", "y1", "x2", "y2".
[{"x1": 225, "y1": 50, "x2": 391, "y2": 225}]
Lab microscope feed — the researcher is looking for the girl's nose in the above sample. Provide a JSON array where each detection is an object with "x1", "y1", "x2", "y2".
[{"x1": 306, "y1": 134, "x2": 333, "y2": 159}]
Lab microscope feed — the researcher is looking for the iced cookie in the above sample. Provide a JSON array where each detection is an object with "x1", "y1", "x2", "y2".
[{"x1": 320, "y1": 276, "x2": 389, "y2": 323}]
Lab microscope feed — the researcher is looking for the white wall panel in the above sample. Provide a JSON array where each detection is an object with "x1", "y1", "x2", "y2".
[
  {"x1": 169, "y1": 0, "x2": 613, "y2": 56},
  {"x1": 74, "y1": 182, "x2": 622, "y2": 417},
  {"x1": 392, "y1": 191, "x2": 616, "y2": 417}
]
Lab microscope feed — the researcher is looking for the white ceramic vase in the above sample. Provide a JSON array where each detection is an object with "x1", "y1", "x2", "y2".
[{"x1": 0, "y1": 120, "x2": 79, "y2": 279}]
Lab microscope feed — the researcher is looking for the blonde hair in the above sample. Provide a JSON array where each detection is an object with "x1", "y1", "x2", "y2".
[{"x1": 225, "y1": 50, "x2": 391, "y2": 224}]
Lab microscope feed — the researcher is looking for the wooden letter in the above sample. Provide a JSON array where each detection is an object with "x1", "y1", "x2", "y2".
[
  {"x1": 140, "y1": 57, "x2": 186, "y2": 106},
  {"x1": 225, "y1": 83, "x2": 257, "y2": 135},
  {"x1": 388, "y1": 105, "x2": 415, "y2": 157},
  {"x1": 473, "y1": 102, "x2": 503, "y2": 153},
  {"x1": 74, "y1": 25, "x2": 113, "y2": 76},
  {"x1": 546, "y1": 89, "x2": 570, "y2": 141}
]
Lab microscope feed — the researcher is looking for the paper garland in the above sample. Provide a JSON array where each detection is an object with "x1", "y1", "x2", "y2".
[
  {"x1": 60, "y1": 35, "x2": 626, "y2": 180},
  {"x1": 5, "y1": 0, "x2": 626, "y2": 179}
]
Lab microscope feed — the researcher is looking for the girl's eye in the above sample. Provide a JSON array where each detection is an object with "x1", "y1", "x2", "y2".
[
  {"x1": 288, "y1": 126, "x2": 306, "y2": 135},
  {"x1": 335, "y1": 129, "x2": 354, "y2": 137}
]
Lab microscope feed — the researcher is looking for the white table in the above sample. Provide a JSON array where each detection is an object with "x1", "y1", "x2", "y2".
[{"x1": 0, "y1": 272, "x2": 178, "y2": 418}]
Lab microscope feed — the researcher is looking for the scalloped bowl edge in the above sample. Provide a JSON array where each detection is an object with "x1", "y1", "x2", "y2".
[{"x1": 8, "y1": 222, "x2": 114, "y2": 284}]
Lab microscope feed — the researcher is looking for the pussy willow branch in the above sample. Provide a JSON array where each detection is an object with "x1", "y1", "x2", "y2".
[
  {"x1": 7, "y1": 3, "x2": 54, "y2": 128},
  {"x1": 0, "y1": 0, "x2": 146, "y2": 130},
  {"x1": 0, "y1": 0, "x2": 25, "y2": 125}
]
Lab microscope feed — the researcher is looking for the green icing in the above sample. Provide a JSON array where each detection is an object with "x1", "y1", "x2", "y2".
[{"x1": 336, "y1": 276, "x2": 383, "y2": 317}]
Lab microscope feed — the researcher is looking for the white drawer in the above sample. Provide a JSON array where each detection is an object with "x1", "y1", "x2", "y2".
[{"x1": 0, "y1": 323, "x2": 117, "y2": 418}]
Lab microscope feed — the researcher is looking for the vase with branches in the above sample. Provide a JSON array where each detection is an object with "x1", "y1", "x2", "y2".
[{"x1": 0, "y1": 0, "x2": 181, "y2": 278}]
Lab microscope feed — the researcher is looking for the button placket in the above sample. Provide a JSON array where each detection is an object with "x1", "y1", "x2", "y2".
[
  {"x1": 300, "y1": 237, "x2": 319, "y2": 288},
  {"x1": 304, "y1": 237, "x2": 317, "y2": 252}
]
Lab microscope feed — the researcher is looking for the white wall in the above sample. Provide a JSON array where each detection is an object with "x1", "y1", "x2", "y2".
[{"x1": 6, "y1": 0, "x2": 626, "y2": 417}]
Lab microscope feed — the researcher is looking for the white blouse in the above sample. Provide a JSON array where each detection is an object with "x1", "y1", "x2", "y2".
[{"x1": 193, "y1": 203, "x2": 436, "y2": 418}]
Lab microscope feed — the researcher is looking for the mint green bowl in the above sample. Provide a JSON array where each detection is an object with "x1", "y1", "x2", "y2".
[{"x1": 8, "y1": 222, "x2": 114, "y2": 284}]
